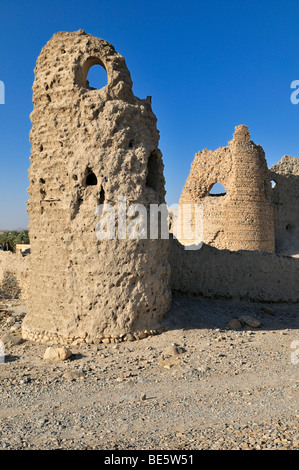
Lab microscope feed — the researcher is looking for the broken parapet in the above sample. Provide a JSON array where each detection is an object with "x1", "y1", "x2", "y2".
[
  {"x1": 22, "y1": 30, "x2": 171, "y2": 345},
  {"x1": 179, "y1": 125, "x2": 275, "y2": 252}
]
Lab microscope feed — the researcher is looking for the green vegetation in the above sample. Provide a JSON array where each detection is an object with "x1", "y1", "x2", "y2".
[{"x1": 0, "y1": 230, "x2": 30, "y2": 252}]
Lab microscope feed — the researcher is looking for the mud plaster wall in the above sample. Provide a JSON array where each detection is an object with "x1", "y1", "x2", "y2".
[
  {"x1": 2, "y1": 243, "x2": 299, "y2": 306},
  {"x1": 22, "y1": 30, "x2": 171, "y2": 345},
  {"x1": 0, "y1": 252, "x2": 30, "y2": 301},
  {"x1": 270, "y1": 156, "x2": 299, "y2": 256},
  {"x1": 179, "y1": 125, "x2": 275, "y2": 253},
  {"x1": 169, "y1": 239, "x2": 299, "y2": 303}
]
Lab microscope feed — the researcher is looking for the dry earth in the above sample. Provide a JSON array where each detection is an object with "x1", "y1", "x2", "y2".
[{"x1": 0, "y1": 293, "x2": 298, "y2": 451}]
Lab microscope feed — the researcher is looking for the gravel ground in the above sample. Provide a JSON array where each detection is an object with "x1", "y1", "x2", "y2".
[{"x1": 0, "y1": 293, "x2": 298, "y2": 451}]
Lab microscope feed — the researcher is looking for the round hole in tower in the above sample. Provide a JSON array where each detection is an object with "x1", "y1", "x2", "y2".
[
  {"x1": 86, "y1": 63, "x2": 108, "y2": 90},
  {"x1": 209, "y1": 182, "x2": 227, "y2": 196},
  {"x1": 80, "y1": 57, "x2": 108, "y2": 90}
]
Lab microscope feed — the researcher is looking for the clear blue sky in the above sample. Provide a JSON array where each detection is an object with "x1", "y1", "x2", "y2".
[{"x1": 0, "y1": 0, "x2": 298, "y2": 229}]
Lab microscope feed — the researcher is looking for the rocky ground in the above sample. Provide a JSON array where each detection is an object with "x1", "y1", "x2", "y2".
[{"x1": 0, "y1": 293, "x2": 298, "y2": 451}]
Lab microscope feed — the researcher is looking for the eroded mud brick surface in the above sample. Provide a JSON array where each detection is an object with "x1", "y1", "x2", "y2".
[{"x1": 22, "y1": 30, "x2": 171, "y2": 345}]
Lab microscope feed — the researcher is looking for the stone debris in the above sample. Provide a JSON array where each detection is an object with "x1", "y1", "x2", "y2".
[
  {"x1": 0, "y1": 294, "x2": 298, "y2": 450},
  {"x1": 239, "y1": 315, "x2": 261, "y2": 328},
  {"x1": 162, "y1": 343, "x2": 186, "y2": 357},
  {"x1": 43, "y1": 347, "x2": 72, "y2": 362},
  {"x1": 0, "y1": 271, "x2": 21, "y2": 300},
  {"x1": 0, "y1": 334, "x2": 23, "y2": 347},
  {"x1": 227, "y1": 319, "x2": 242, "y2": 330},
  {"x1": 63, "y1": 370, "x2": 85, "y2": 381},
  {"x1": 261, "y1": 306, "x2": 275, "y2": 316}
]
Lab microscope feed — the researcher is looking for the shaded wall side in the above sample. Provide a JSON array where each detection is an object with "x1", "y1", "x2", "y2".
[
  {"x1": 169, "y1": 239, "x2": 299, "y2": 302},
  {"x1": 270, "y1": 156, "x2": 299, "y2": 255}
]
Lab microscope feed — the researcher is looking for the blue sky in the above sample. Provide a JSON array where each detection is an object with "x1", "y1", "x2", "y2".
[{"x1": 0, "y1": 0, "x2": 298, "y2": 229}]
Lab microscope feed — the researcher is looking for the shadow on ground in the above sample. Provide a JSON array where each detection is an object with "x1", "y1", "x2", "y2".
[{"x1": 159, "y1": 292, "x2": 299, "y2": 333}]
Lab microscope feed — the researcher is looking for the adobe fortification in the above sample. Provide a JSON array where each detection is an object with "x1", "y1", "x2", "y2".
[
  {"x1": 22, "y1": 30, "x2": 171, "y2": 345},
  {"x1": 2, "y1": 31, "x2": 297, "y2": 346},
  {"x1": 179, "y1": 125, "x2": 275, "y2": 252}
]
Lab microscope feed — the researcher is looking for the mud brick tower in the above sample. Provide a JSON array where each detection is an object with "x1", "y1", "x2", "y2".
[
  {"x1": 22, "y1": 30, "x2": 171, "y2": 345},
  {"x1": 179, "y1": 125, "x2": 275, "y2": 252}
]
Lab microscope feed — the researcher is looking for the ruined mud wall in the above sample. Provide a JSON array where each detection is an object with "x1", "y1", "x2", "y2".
[
  {"x1": 179, "y1": 125, "x2": 275, "y2": 253},
  {"x1": 170, "y1": 239, "x2": 299, "y2": 302},
  {"x1": 0, "y1": 252, "x2": 30, "y2": 301},
  {"x1": 22, "y1": 30, "x2": 171, "y2": 345},
  {"x1": 270, "y1": 156, "x2": 299, "y2": 255}
]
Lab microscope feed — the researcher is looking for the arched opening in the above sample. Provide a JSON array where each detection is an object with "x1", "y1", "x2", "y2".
[
  {"x1": 209, "y1": 182, "x2": 227, "y2": 196},
  {"x1": 86, "y1": 63, "x2": 108, "y2": 90},
  {"x1": 85, "y1": 170, "x2": 98, "y2": 186},
  {"x1": 146, "y1": 151, "x2": 159, "y2": 191},
  {"x1": 271, "y1": 180, "x2": 277, "y2": 189},
  {"x1": 79, "y1": 57, "x2": 108, "y2": 90}
]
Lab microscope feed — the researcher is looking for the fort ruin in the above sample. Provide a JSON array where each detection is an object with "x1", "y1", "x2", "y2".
[{"x1": 0, "y1": 30, "x2": 298, "y2": 346}]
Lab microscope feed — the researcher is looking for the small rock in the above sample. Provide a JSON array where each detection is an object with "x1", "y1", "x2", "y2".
[
  {"x1": 102, "y1": 338, "x2": 111, "y2": 344},
  {"x1": 0, "y1": 334, "x2": 23, "y2": 347},
  {"x1": 261, "y1": 306, "x2": 275, "y2": 316},
  {"x1": 123, "y1": 371, "x2": 133, "y2": 378},
  {"x1": 162, "y1": 344, "x2": 186, "y2": 357},
  {"x1": 124, "y1": 333, "x2": 135, "y2": 342},
  {"x1": 63, "y1": 369, "x2": 85, "y2": 381},
  {"x1": 227, "y1": 319, "x2": 242, "y2": 329},
  {"x1": 43, "y1": 346, "x2": 72, "y2": 362},
  {"x1": 134, "y1": 332, "x2": 147, "y2": 340},
  {"x1": 20, "y1": 376, "x2": 31, "y2": 384},
  {"x1": 140, "y1": 393, "x2": 147, "y2": 401},
  {"x1": 239, "y1": 315, "x2": 261, "y2": 328},
  {"x1": 10, "y1": 323, "x2": 22, "y2": 332}
]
